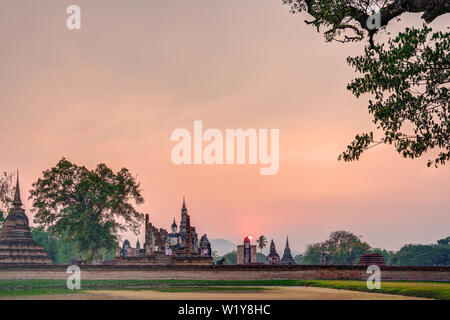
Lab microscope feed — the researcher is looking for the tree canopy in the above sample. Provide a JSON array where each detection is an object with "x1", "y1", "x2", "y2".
[
  {"x1": 383, "y1": 237, "x2": 450, "y2": 266},
  {"x1": 256, "y1": 235, "x2": 268, "y2": 253},
  {"x1": 340, "y1": 26, "x2": 449, "y2": 166},
  {"x1": 0, "y1": 211, "x2": 4, "y2": 230},
  {"x1": 283, "y1": 0, "x2": 449, "y2": 46},
  {"x1": 303, "y1": 230, "x2": 371, "y2": 264},
  {"x1": 29, "y1": 158, "x2": 144, "y2": 263},
  {"x1": 282, "y1": 1, "x2": 449, "y2": 166},
  {"x1": 0, "y1": 172, "x2": 14, "y2": 213}
]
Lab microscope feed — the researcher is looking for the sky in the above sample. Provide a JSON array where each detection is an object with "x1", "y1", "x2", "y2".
[{"x1": 0, "y1": 0, "x2": 449, "y2": 253}]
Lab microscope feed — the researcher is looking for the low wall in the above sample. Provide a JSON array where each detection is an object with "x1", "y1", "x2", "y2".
[{"x1": 0, "y1": 264, "x2": 448, "y2": 281}]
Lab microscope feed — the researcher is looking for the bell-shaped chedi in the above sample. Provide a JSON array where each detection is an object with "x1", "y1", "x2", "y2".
[
  {"x1": 0, "y1": 173, "x2": 52, "y2": 264},
  {"x1": 280, "y1": 236, "x2": 296, "y2": 265}
]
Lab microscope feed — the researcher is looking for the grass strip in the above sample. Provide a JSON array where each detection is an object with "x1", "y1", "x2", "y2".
[{"x1": 0, "y1": 279, "x2": 448, "y2": 299}]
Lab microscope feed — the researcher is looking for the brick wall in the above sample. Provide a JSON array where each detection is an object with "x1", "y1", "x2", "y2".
[{"x1": 0, "y1": 264, "x2": 448, "y2": 281}]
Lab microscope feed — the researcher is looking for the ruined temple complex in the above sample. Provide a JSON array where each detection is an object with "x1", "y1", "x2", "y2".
[
  {"x1": 116, "y1": 198, "x2": 212, "y2": 265},
  {"x1": 0, "y1": 174, "x2": 52, "y2": 264}
]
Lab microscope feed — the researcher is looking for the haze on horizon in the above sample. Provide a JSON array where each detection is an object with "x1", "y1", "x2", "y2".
[{"x1": 1, "y1": 0, "x2": 449, "y2": 253}]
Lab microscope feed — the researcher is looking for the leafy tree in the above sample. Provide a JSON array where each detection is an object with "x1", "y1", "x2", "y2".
[
  {"x1": 31, "y1": 227, "x2": 87, "y2": 264},
  {"x1": 0, "y1": 211, "x2": 4, "y2": 230},
  {"x1": 302, "y1": 243, "x2": 324, "y2": 264},
  {"x1": 29, "y1": 158, "x2": 144, "y2": 264},
  {"x1": 437, "y1": 236, "x2": 450, "y2": 246},
  {"x1": 294, "y1": 254, "x2": 304, "y2": 264},
  {"x1": 221, "y1": 250, "x2": 238, "y2": 265},
  {"x1": 303, "y1": 230, "x2": 371, "y2": 264},
  {"x1": 256, "y1": 252, "x2": 267, "y2": 263},
  {"x1": 31, "y1": 227, "x2": 58, "y2": 263},
  {"x1": 389, "y1": 243, "x2": 449, "y2": 266},
  {"x1": 256, "y1": 235, "x2": 268, "y2": 254},
  {"x1": 282, "y1": 1, "x2": 449, "y2": 166},
  {"x1": 341, "y1": 27, "x2": 449, "y2": 167},
  {"x1": 216, "y1": 250, "x2": 267, "y2": 265},
  {"x1": 0, "y1": 172, "x2": 14, "y2": 213}
]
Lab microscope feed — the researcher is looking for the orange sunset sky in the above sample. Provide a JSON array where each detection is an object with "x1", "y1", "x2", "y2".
[{"x1": 1, "y1": 0, "x2": 449, "y2": 253}]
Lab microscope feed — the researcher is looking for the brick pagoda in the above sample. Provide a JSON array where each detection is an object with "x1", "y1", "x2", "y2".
[
  {"x1": 280, "y1": 236, "x2": 296, "y2": 265},
  {"x1": 0, "y1": 174, "x2": 52, "y2": 264},
  {"x1": 358, "y1": 253, "x2": 386, "y2": 266}
]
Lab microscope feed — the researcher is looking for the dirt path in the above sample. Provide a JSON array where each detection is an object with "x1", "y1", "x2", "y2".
[{"x1": 8, "y1": 286, "x2": 428, "y2": 300}]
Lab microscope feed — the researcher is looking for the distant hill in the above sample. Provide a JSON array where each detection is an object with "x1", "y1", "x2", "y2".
[{"x1": 210, "y1": 239, "x2": 236, "y2": 256}]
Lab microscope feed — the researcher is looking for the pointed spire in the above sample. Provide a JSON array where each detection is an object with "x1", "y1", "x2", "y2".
[
  {"x1": 12, "y1": 170, "x2": 23, "y2": 208},
  {"x1": 281, "y1": 235, "x2": 295, "y2": 264},
  {"x1": 182, "y1": 196, "x2": 187, "y2": 211},
  {"x1": 172, "y1": 217, "x2": 177, "y2": 227}
]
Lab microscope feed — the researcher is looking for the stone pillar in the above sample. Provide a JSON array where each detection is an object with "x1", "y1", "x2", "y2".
[
  {"x1": 185, "y1": 215, "x2": 192, "y2": 255},
  {"x1": 144, "y1": 214, "x2": 153, "y2": 255}
]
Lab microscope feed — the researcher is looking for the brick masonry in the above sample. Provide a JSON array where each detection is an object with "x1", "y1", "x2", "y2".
[{"x1": 0, "y1": 265, "x2": 448, "y2": 281}]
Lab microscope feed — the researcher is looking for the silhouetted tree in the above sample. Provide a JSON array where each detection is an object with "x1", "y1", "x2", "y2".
[
  {"x1": 303, "y1": 230, "x2": 371, "y2": 264},
  {"x1": 29, "y1": 158, "x2": 144, "y2": 264},
  {"x1": 283, "y1": 1, "x2": 449, "y2": 166},
  {"x1": 256, "y1": 235, "x2": 268, "y2": 254}
]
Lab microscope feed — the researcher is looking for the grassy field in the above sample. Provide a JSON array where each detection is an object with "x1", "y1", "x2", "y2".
[{"x1": 0, "y1": 279, "x2": 448, "y2": 299}]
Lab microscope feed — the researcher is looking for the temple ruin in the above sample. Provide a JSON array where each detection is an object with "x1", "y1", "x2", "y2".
[
  {"x1": 115, "y1": 198, "x2": 212, "y2": 265},
  {"x1": 0, "y1": 174, "x2": 52, "y2": 264}
]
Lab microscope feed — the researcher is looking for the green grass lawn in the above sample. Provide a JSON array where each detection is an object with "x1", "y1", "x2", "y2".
[
  {"x1": 291, "y1": 280, "x2": 450, "y2": 300},
  {"x1": 0, "y1": 279, "x2": 448, "y2": 299}
]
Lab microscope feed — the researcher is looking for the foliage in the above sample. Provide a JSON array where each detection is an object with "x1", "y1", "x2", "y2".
[
  {"x1": 294, "y1": 254, "x2": 304, "y2": 264},
  {"x1": 282, "y1": 0, "x2": 449, "y2": 47},
  {"x1": 221, "y1": 250, "x2": 237, "y2": 265},
  {"x1": 285, "y1": 280, "x2": 450, "y2": 300},
  {"x1": 340, "y1": 26, "x2": 449, "y2": 166},
  {"x1": 257, "y1": 252, "x2": 267, "y2": 263},
  {"x1": 438, "y1": 236, "x2": 450, "y2": 246},
  {"x1": 282, "y1": 1, "x2": 450, "y2": 166},
  {"x1": 217, "y1": 250, "x2": 267, "y2": 265},
  {"x1": 303, "y1": 230, "x2": 371, "y2": 264},
  {"x1": 0, "y1": 172, "x2": 14, "y2": 213},
  {"x1": 0, "y1": 211, "x2": 4, "y2": 230},
  {"x1": 31, "y1": 227, "x2": 80, "y2": 264},
  {"x1": 387, "y1": 242, "x2": 449, "y2": 266},
  {"x1": 29, "y1": 158, "x2": 144, "y2": 264},
  {"x1": 304, "y1": 232, "x2": 450, "y2": 266},
  {"x1": 372, "y1": 237, "x2": 450, "y2": 266},
  {"x1": 256, "y1": 235, "x2": 268, "y2": 253}
]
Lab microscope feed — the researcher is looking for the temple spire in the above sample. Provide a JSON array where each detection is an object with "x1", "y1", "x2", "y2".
[
  {"x1": 12, "y1": 171, "x2": 22, "y2": 208},
  {"x1": 182, "y1": 196, "x2": 187, "y2": 211},
  {"x1": 281, "y1": 235, "x2": 295, "y2": 265}
]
